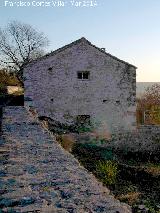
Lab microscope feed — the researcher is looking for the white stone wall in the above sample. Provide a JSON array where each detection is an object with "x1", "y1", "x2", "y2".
[{"x1": 24, "y1": 39, "x2": 136, "y2": 133}]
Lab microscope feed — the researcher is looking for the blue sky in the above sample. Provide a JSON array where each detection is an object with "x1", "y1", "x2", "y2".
[{"x1": 0, "y1": 0, "x2": 160, "y2": 82}]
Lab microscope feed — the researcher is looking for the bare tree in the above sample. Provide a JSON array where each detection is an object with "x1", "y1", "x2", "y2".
[{"x1": 0, "y1": 21, "x2": 49, "y2": 84}]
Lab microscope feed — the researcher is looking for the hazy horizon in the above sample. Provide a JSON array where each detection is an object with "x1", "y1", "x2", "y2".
[{"x1": 136, "y1": 82, "x2": 160, "y2": 97}]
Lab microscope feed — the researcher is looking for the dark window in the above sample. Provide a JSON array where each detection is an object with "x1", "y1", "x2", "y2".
[
  {"x1": 83, "y1": 72, "x2": 89, "y2": 79},
  {"x1": 77, "y1": 71, "x2": 90, "y2": 80},
  {"x1": 78, "y1": 72, "x2": 83, "y2": 79},
  {"x1": 76, "y1": 115, "x2": 90, "y2": 124}
]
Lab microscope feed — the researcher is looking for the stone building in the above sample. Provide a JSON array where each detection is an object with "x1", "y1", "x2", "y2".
[{"x1": 24, "y1": 37, "x2": 137, "y2": 133}]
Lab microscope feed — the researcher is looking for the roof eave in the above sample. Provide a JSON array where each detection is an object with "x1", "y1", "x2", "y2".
[{"x1": 24, "y1": 37, "x2": 137, "y2": 69}]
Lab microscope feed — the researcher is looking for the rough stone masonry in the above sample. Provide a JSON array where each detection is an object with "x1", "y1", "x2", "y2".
[
  {"x1": 0, "y1": 106, "x2": 131, "y2": 212},
  {"x1": 24, "y1": 37, "x2": 137, "y2": 134}
]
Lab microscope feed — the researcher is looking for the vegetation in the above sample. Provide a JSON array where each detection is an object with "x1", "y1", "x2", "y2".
[
  {"x1": 56, "y1": 134, "x2": 160, "y2": 213},
  {"x1": 74, "y1": 123, "x2": 94, "y2": 133},
  {"x1": 0, "y1": 69, "x2": 21, "y2": 87},
  {"x1": 48, "y1": 115, "x2": 160, "y2": 212},
  {"x1": 137, "y1": 83, "x2": 160, "y2": 125},
  {"x1": 0, "y1": 69, "x2": 24, "y2": 108},
  {"x1": 144, "y1": 163, "x2": 160, "y2": 176},
  {"x1": 0, "y1": 20, "x2": 49, "y2": 83},
  {"x1": 95, "y1": 160, "x2": 118, "y2": 185},
  {"x1": 56, "y1": 134, "x2": 75, "y2": 152}
]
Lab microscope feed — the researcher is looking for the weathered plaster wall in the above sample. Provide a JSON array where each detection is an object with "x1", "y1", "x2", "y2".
[{"x1": 24, "y1": 39, "x2": 136, "y2": 133}]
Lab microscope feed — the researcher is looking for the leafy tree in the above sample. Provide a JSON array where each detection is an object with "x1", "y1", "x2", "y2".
[
  {"x1": 0, "y1": 21, "x2": 49, "y2": 84},
  {"x1": 137, "y1": 84, "x2": 160, "y2": 125}
]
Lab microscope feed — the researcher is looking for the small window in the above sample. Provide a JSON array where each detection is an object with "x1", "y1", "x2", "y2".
[
  {"x1": 77, "y1": 71, "x2": 90, "y2": 80},
  {"x1": 76, "y1": 115, "x2": 90, "y2": 124},
  {"x1": 78, "y1": 72, "x2": 83, "y2": 79},
  {"x1": 116, "y1": 100, "x2": 120, "y2": 105}
]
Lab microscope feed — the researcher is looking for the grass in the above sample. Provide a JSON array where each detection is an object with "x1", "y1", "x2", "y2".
[
  {"x1": 70, "y1": 143, "x2": 160, "y2": 212},
  {"x1": 95, "y1": 160, "x2": 118, "y2": 185},
  {"x1": 117, "y1": 192, "x2": 141, "y2": 205},
  {"x1": 55, "y1": 130, "x2": 160, "y2": 212},
  {"x1": 56, "y1": 134, "x2": 75, "y2": 152}
]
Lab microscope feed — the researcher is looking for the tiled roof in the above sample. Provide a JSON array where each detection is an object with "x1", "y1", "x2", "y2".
[{"x1": 25, "y1": 37, "x2": 137, "y2": 69}]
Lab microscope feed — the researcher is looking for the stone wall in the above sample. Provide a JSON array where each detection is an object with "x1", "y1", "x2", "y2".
[
  {"x1": 138, "y1": 125, "x2": 160, "y2": 133},
  {"x1": 0, "y1": 106, "x2": 132, "y2": 212},
  {"x1": 102, "y1": 126, "x2": 160, "y2": 156},
  {"x1": 24, "y1": 38, "x2": 136, "y2": 134}
]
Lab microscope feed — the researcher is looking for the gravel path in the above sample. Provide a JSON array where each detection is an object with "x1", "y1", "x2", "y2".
[{"x1": 0, "y1": 106, "x2": 131, "y2": 213}]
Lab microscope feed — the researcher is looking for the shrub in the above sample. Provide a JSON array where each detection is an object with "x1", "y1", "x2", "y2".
[
  {"x1": 142, "y1": 198, "x2": 160, "y2": 213},
  {"x1": 0, "y1": 83, "x2": 7, "y2": 95},
  {"x1": 95, "y1": 160, "x2": 118, "y2": 185},
  {"x1": 74, "y1": 123, "x2": 94, "y2": 133}
]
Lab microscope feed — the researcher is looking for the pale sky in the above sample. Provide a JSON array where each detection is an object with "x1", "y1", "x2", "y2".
[{"x1": 0, "y1": 0, "x2": 160, "y2": 82}]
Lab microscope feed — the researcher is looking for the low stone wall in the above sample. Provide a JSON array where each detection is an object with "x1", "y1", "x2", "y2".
[
  {"x1": 100, "y1": 126, "x2": 160, "y2": 158},
  {"x1": 138, "y1": 125, "x2": 160, "y2": 134},
  {"x1": 0, "y1": 106, "x2": 131, "y2": 212}
]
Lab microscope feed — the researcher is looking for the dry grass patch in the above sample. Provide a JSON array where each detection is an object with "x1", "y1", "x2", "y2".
[
  {"x1": 56, "y1": 134, "x2": 75, "y2": 152},
  {"x1": 117, "y1": 192, "x2": 141, "y2": 205},
  {"x1": 144, "y1": 164, "x2": 160, "y2": 176}
]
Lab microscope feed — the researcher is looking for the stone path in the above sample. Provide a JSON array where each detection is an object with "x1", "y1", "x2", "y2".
[{"x1": 0, "y1": 107, "x2": 131, "y2": 213}]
